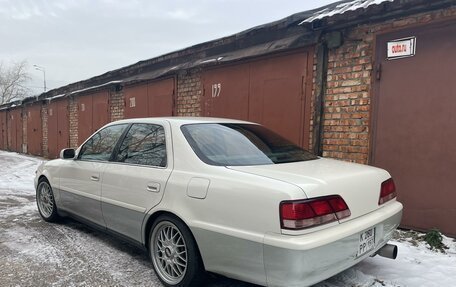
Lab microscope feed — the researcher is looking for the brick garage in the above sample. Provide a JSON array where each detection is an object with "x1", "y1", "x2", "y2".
[
  {"x1": 0, "y1": 0, "x2": 455, "y2": 235},
  {"x1": 319, "y1": 4, "x2": 456, "y2": 164},
  {"x1": 315, "y1": 3, "x2": 456, "y2": 236}
]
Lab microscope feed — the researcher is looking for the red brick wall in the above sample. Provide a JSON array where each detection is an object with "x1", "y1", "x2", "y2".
[
  {"x1": 41, "y1": 103, "x2": 48, "y2": 157},
  {"x1": 110, "y1": 90, "x2": 124, "y2": 121},
  {"x1": 308, "y1": 52, "x2": 318, "y2": 152},
  {"x1": 319, "y1": 6, "x2": 456, "y2": 164},
  {"x1": 69, "y1": 97, "x2": 78, "y2": 149},
  {"x1": 22, "y1": 108, "x2": 27, "y2": 153},
  {"x1": 66, "y1": 90, "x2": 125, "y2": 150}
]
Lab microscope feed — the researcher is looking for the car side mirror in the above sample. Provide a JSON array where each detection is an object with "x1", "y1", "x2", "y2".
[{"x1": 60, "y1": 148, "x2": 76, "y2": 159}]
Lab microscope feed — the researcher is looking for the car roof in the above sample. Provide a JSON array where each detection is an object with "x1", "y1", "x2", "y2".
[{"x1": 108, "y1": 117, "x2": 256, "y2": 126}]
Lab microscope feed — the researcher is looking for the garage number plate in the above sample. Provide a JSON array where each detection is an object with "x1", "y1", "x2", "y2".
[{"x1": 357, "y1": 227, "x2": 376, "y2": 257}]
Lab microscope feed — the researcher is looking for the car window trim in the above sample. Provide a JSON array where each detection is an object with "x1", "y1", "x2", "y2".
[
  {"x1": 107, "y1": 160, "x2": 168, "y2": 170},
  {"x1": 109, "y1": 123, "x2": 133, "y2": 162},
  {"x1": 77, "y1": 123, "x2": 130, "y2": 162}
]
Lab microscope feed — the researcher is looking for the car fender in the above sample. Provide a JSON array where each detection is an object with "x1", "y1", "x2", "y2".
[{"x1": 37, "y1": 163, "x2": 62, "y2": 204}]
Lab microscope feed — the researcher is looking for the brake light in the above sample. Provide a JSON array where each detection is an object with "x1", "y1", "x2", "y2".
[
  {"x1": 379, "y1": 178, "x2": 396, "y2": 205},
  {"x1": 280, "y1": 195, "x2": 351, "y2": 230}
]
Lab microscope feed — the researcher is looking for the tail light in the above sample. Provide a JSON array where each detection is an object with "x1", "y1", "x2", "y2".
[
  {"x1": 280, "y1": 195, "x2": 351, "y2": 230},
  {"x1": 379, "y1": 178, "x2": 396, "y2": 205}
]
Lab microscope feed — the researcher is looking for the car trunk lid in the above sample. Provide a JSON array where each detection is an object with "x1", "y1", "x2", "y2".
[{"x1": 228, "y1": 158, "x2": 392, "y2": 222}]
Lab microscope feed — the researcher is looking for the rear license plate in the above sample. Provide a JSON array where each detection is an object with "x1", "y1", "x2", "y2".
[{"x1": 357, "y1": 227, "x2": 376, "y2": 257}]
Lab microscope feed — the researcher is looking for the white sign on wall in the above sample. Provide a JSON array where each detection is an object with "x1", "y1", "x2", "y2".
[
  {"x1": 387, "y1": 36, "x2": 416, "y2": 60},
  {"x1": 129, "y1": 97, "x2": 136, "y2": 108},
  {"x1": 211, "y1": 83, "x2": 221, "y2": 98}
]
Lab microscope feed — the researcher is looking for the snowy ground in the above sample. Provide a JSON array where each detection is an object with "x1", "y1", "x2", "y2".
[{"x1": 0, "y1": 151, "x2": 455, "y2": 287}]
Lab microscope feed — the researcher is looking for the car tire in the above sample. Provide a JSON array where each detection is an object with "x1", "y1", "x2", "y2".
[
  {"x1": 36, "y1": 179, "x2": 60, "y2": 222},
  {"x1": 149, "y1": 215, "x2": 205, "y2": 287}
]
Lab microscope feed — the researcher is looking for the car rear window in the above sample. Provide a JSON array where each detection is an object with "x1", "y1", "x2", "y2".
[{"x1": 181, "y1": 123, "x2": 318, "y2": 166}]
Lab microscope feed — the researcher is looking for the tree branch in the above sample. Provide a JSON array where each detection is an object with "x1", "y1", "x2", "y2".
[{"x1": 0, "y1": 60, "x2": 31, "y2": 105}]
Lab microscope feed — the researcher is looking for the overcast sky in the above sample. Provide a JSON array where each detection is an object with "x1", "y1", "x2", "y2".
[{"x1": 0, "y1": 0, "x2": 337, "y2": 95}]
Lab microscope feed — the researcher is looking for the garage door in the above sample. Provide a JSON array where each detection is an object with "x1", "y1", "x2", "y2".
[
  {"x1": 7, "y1": 108, "x2": 23, "y2": 152},
  {"x1": 202, "y1": 50, "x2": 313, "y2": 147},
  {"x1": 0, "y1": 110, "x2": 6, "y2": 150},
  {"x1": 372, "y1": 21, "x2": 456, "y2": 235},
  {"x1": 78, "y1": 91, "x2": 110, "y2": 145},
  {"x1": 125, "y1": 83, "x2": 148, "y2": 118},
  {"x1": 26, "y1": 104, "x2": 43, "y2": 156},
  {"x1": 124, "y1": 78, "x2": 175, "y2": 119},
  {"x1": 48, "y1": 99, "x2": 69, "y2": 159}
]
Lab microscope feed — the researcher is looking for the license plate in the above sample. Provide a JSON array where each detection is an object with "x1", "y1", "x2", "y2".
[{"x1": 357, "y1": 227, "x2": 376, "y2": 257}]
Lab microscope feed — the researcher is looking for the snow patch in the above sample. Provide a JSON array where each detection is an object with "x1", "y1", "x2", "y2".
[
  {"x1": 0, "y1": 199, "x2": 37, "y2": 218},
  {"x1": 0, "y1": 151, "x2": 43, "y2": 194},
  {"x1": 0, "y1": 151, "x2": 455, "y2": 286},
  {"x1": 3, "y1": 226, "x2": 63, "y2": 265},
  {"x1": 300, "y1": 0, "x2": 394, "y2": 23}
]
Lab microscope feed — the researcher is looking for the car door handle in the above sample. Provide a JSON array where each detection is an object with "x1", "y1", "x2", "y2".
[
  {"x1": 91, "y1": 175, "x2": 100, "y2": 181},
  {"x1": 147, "y1": 183, "x2": 160, "y2": 193}
]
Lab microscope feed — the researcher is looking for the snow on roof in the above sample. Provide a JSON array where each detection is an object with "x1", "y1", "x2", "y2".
[
  {"x1": 68, "y1": 80, "x2": 122, "y2": 96},
  {"x1": 300, "y1": 0, "x2": 394, "y2": 24},
  {"x1": 43, "y1": 80, "x2": 124, "y2": 102},
  {"x1": 47, "y1": 94, "x2": 66, "y2": 101}
]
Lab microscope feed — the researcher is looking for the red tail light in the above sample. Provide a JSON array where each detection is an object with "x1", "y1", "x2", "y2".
[
  {"x1": 280, "y1": 195, "x2": 351, "y2": 230},
  {"x1": 379, "y1": 178, "x2": 396, "y2": 205}
]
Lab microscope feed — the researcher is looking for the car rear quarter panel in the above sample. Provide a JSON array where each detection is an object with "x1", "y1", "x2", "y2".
[
  {"x1": 144, "y1": 120, "x2": 403, "y2": 286},
  {"x1": 153, "y1": 166, "x2": 305, "y2": 286},
  {"x1": 158, "y1": 121, "x2": 305, "y2": 238},
  {"x1": 144, "y1": 121, "x2": 306, "y2": 285}
]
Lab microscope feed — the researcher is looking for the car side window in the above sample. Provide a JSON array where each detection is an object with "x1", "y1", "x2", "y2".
[
  {"x1": 79, "y1": 124, "x2": 128, "y2": 161},
  {"x1": 115, "y1": 123, "x2": 167, "y2": 167}
]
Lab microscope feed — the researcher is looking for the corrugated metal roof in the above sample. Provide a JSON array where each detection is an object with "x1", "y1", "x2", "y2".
[{"x1": 300, "y1": 0, "x2": 394, "y2": 23}]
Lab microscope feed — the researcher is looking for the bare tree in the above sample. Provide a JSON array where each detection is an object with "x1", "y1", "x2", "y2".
[{"x1": 0, "y1": 60, "x2": 30, "y2": 105}]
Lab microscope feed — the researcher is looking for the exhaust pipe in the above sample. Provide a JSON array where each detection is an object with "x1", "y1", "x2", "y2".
[{"x1": 375, "y1": 243, "x2": 398, "y2": 259}]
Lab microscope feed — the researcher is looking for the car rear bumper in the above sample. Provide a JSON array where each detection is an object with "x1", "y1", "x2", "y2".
[{"x1": 263, "y1": 201, "x2": 403, "y2": 287}]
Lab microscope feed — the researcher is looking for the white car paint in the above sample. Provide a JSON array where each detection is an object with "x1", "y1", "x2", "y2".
[{"x1": 35, "y1": 117, "x2": 403, "y2": 287}]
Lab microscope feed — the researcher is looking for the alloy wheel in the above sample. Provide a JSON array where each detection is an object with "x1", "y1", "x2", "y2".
[
  {"x1": 37, "y1": 182, "x2": 54, "y2": 218},
  {"x1": 151, "y1": 221, "x2": 188, "y2": 285}
]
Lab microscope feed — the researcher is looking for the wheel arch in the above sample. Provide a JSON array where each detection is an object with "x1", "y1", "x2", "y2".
[
  {"x1": 37, "y1": 168, "x2": 56, "y2": 189},
  {"x1": 143, "y1": 210, "x2": 206, "y2": 269},
  {"x1": 38, "y1": 174, "x2": 49, "y2": 183}
]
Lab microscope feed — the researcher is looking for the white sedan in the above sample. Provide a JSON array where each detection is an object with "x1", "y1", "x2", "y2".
[{"x1": 35, "y1": 117, "x2": 402, "y2": 287}]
